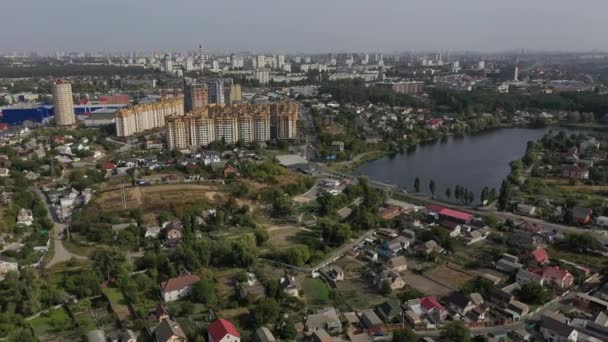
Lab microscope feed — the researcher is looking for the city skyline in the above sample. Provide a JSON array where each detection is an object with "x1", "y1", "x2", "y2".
[{"x1": 1, "y1": 0, "x2": 607, "y2": 53}]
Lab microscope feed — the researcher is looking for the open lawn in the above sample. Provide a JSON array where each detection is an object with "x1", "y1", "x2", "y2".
[
  {"x1": 102, "y1": 287, "x2": 131, "y2": 322},
  {"x1": 266, "y1": 224, "x2": 305, "y2": 248},
  {"x1": 301, "y1": 278, "x2": 330, "y2": 306},
  {"x1": 29, "y1": 307, "x2": 76, "y2": 338}
]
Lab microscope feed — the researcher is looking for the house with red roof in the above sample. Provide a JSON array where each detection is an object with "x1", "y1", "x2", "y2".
[
  {"x1": 529, "y1": 248, "x2": 550, "y2": 266},
  {"x1": 438, "y1": 208, "x2": 473, "y2": 225},
  {"x1": 542, "y1": 267, "x2": 574, "y2": 289},
  {"x1": 419, "y1": 296, "x2": 447, "y2": 322},
  {"x1": 160, "y1": 273, "x2": 200, "y2": 302},
  {"x1": 208, "y1": 318, "x2": 240, "y2": 342},
  {"x1": 102, "y1": 162, "x2": 117, "y2": 171}
]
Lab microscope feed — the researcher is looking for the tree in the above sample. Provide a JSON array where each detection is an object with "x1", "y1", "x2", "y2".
[
  {"x1": 393, "y1": 329, "x2": 418, "y2": 342},
  {"x1": 254, "y1": 228, "x2": 269, "y2": 246},
  {"x1": 380, "y1": 279, "x2": 392, "y2": 295},
  {"x1": 497, "y1": 180, "x2": 512, "y2": 211},
  {"x1": 413, "y1": 177, "x2": 420, "y2": 193},
  {"x1": 250, "y1": 298, "x2": 280, "y2": 326},
  {"x1": 472, "y1": 336, "x2": 489, "y2": 342},
  {"x1": 91, "y1": 248, "x2": 126, "y2": 281},
  {"x1": 429, "y1": 180, "x2": 436, "y2": 198},
  {"x1": 445, "y1": 187, "x2": 451, "y2": 200},
  {"x1": 279, "y1": 319, "x2": 297, "y2": 339},
  {"x1": 192, "y1": 279, "x2": 217, "y2": 305},
  {"x1": 518, "y1": 282, "x2": 550, "y2": 305},
  {"x1": 443, "y1": 321, "x2": 471, "y2": 342},
  {"x1": 271, "y1": 194, "x2": 293, "y2": 218}
]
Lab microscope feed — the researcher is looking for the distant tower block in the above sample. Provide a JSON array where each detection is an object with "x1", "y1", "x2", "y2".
[
  {"x1": 53, "y1": 80, "x2": 75, "y2": 127},
  {"x1": 514, "y1": 64, "x2": 520, "y2": 81}
]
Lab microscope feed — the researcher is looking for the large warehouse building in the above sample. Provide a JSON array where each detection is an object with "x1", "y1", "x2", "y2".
[{"x1": 1, "y1": 103, "x2": 54, "y2": 125}]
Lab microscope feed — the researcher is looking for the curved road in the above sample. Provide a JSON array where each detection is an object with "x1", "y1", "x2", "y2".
[{"x1": 34, "y1": 188, "x2": 87, "y2": 268}]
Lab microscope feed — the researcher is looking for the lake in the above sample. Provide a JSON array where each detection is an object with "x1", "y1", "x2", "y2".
[{"x1": 353, "y1": 128, "x2": 572, "y2": 201}]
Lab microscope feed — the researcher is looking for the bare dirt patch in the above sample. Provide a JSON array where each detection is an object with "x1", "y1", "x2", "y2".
[
  {"x1": 402, "y1": 270, "x2": 453, "y2": 297},
  {"x1": 96, "y1": 184, "x2": 225, "y2": 211},
  {"x1": 423, "y1": 263, "x2": 476, "y2": 291}
]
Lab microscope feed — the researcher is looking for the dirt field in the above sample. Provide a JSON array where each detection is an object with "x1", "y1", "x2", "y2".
[
  {"x1": 402, "y1": 270, "x2": 453, "y2": 297},
  {"x1": 96, "y1": 184, "x2": 225, "y2": 211},
  {"x1": 266, "y1": 224, "x2": 309, "y2": 248},
  {"x1": 423, "y1": 263, "x2": 476, "y2": 291}
]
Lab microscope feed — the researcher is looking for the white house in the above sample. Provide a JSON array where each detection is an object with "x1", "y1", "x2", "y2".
[
  {"x1": 17, "y1": 208, "x2": 34, "y2": 226},
  {"x1": 160, "y1": 274, "x2": 200, "y2": 302}
]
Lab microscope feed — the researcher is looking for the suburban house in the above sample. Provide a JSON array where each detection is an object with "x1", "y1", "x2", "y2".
[
  {"x1": 376, "y1": 300, "x2": 402, "y2": 323},
  {"x1": 418, "y1": 240, "x2": 445, "y2": 255},
  {"x1": 516, "y1": 269, "x2": 545, "y2": 286},
  {"x1": 164, "y1": 221, "x2": 183, "y2": 247},
  {"x1": 439, "y1": 220, "x2": 461, "y2": 237},
  {"x1": 571, "y1": 207, "x2": 593, "y2": 225},
  {"x1": 540, "y1": 312, "x2": 578, "y2": 342},
  {"x1": 375, "y1": 270, "x2": 405, "y2": 290},
  {"x1": 542, "y1": 267, "x2": 575, "y2": 289},
  {"x1": 387, "y1": 256, "x2": 408, "y2": 272},
  {"x1": 305, "y1": 308, "x2": 342, "y2": 334},
  {"x1": 507, "y1": 233, "x2": 544, "y2": 250},
  {"x1": 358, "y1": 309, "x2": 383, "y2": 329},
  {"x1": 160, "y1": 274, "x2": 201, "y2": 302},
  {"x1": 16, "y1": 208, "x2": 34, "y2": 226},
  {"x1": 280, "y1": 275, "x2": 300, "y2": 297},
  {"x1": 560, "y1": 164, "x2": 589, "y2": 180},
  {"x1": 253, "y1": 327, "x2": 276, "y2": 342},
  {"x1": 418, "y1": 296, "x2": 448, "y2": 322},
  {"x1": 573, "y1": 293, "x2": 608, "y2": 314},
  {"x1": 446, "y1": 292, "x2": 477, "y2": 317},
  {"x1": 155, "y1": 318, "x2": 187, "y2": 342},
  {"x1": 0, "y1": 256, "x2": 18, "y2": 280},
  {"x1": 490, "y1": 288, "x2": 514, "y2": 307},
  {"x1": 329, "y1": 266, "x2": 344, "y2": 282},
  {"x1": 208, "y1": 319, "x2": 240, "y2": 342},
  {"x1": 529, "y1": 248, "x2": 550, "y2": 266},
  {"x1": 496, "y1": 254, "x2": 524, "y2": 273}
]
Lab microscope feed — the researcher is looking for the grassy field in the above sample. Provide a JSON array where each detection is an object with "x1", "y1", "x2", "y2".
[
  {"x1": 29, "y1": 307, "x2": 76, "y2": 338},
  {"x1": 547, "y1": 246, "x2": 608, "y2": 269},
  {"x1": 301, "y1": 278, "x2": 330, "y2": 306}
]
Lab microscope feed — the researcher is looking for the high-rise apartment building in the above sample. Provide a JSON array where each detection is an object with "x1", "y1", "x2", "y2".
[
  {"x1": 115, "y1": 98, "x2": 184, "y2": 137},
  {"x1": 270, "y1": 102, "x2": 298, "y2": 140},
  {"x1": 165, "y1": 102, "x2": 295, "y2": 149},
  {"x1": 53, "y1": 80, "x2": 76, "y2": 127},
  {"x1": 256, "y1": 55, "x2": 266, "y2": 69},
  {"x1": 377, "y1": 81, "x2": 425, "y2": 95},
  {"x1": 254, "y1": 69, "x2": 270, "y2": 85},
  {"x1": 184, "y1": 83, "x2": 209, "y2": 112},
  {"x1": 228, "y1": 83, "x2": 242, "y2": 104},
  {"x1": 203, "y1": 79, "x2": 225, "y2": 104}
]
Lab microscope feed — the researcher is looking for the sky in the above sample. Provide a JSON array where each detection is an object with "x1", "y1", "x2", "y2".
[{"x1": 1, "y1": 0, "x2": 606, "y2": 53}]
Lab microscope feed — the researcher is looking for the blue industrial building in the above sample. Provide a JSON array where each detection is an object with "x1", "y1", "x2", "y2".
[
  {"x1": 1, "y1": 103, "x2": 126, "y2": 125},
  {"x1": 1, "y1": 103, "x2": 54, "y2": 125}
]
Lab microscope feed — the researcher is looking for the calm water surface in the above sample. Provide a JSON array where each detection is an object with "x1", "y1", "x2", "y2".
[{"x1": 353, "y1": 128, "x2": 568, "y2": 200}]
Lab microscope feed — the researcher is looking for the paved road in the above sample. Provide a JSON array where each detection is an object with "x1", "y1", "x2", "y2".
[{"x1": 35, "y1": 188, "x2": 87, "y2": 268}]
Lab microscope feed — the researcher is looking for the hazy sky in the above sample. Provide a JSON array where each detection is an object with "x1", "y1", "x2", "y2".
[{"x1": 1, "y1": 0, "x2": 606, "y2": 53}]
